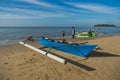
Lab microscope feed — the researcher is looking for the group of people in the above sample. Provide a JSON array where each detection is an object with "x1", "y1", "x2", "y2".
[
  {"x1": 24, "y1": 26, "x2": 76, "y2": 44},
  {"x1": 24, "y1": 26, "x2": 92, "y2": 44},
  {"x1": 62, "y1": 26, "x2": 76, "y2": 39}
]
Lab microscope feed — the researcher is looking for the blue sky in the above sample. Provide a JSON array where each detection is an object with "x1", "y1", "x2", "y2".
[{"x1": 0, "y1": 0, "x2": 120, "y2": 27}]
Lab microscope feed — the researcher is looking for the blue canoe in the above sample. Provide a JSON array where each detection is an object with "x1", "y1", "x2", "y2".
[{"x1": 40, "y1": 36, "x2": 97, "y2": 57}]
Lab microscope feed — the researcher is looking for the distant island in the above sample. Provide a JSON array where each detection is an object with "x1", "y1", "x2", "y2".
[{"x1": 94, "y1": 24, "x2": 117, "y2": 28}]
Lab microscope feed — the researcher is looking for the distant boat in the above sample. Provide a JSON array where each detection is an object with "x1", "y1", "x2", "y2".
[
  {"x1": 75, "y1": 31, "x2": 97, "y2": 37},
  {"x1": 40, "y1": 36, "x2": 97, "y2": 57}
]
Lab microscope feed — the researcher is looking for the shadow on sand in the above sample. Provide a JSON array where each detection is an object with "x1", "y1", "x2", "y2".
[
  {"x1": 65, "y1": 58, "x2": 96, "y2": 71},
  {"x1": 38, "y1": 47, "x2": 96, "y2": 71},
  {"x1": 88, "y1": 51, "x2": 120, "y2": 57},
  {"x1": 39, "y1": 47, "x2": 120, "y2": 71}
]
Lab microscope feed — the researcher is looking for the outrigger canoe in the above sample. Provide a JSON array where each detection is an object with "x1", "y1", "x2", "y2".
[
  {"x1": 75, "y1": 32, "x2": 97, "y2": 37},
  {"x1": 40, "y1": 36, "x2": 97, "y2": 57}
]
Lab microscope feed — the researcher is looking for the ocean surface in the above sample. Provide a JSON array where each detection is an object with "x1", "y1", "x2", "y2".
[{"x1": 0, "y1": 27, "x2": 120, "y2": 45}]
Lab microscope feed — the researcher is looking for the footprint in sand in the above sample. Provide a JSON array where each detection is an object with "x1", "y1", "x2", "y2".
[{"x1": 4, "y1": 62, "x2": 8, "y2": 64}]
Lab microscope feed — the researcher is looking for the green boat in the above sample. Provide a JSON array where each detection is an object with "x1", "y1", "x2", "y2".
[{"x1": 75, "y1": 32, "x2": 97, "y2": 37}]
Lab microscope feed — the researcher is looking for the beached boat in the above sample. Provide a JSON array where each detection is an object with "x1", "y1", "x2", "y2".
[
  {"x1": 40, "y1": 36, "x2": 97, "y2": 57},
  {"x1": 75, "y1": 31, "x2": 97, "y2": 37}
]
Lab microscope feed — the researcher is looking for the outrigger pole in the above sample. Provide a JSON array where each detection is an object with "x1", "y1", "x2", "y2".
[{"x1": 19, "y1": 41, "x2": 67, "y2": 64}]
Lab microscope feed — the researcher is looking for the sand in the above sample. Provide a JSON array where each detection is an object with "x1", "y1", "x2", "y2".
[{"x1": 0, "y1": 35, "x2": 120, "y2": 80}]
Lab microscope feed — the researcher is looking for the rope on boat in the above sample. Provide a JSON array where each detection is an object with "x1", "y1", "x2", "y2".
[{"x1": 45, "y1": 47, "x2": 54, "y2": 55}]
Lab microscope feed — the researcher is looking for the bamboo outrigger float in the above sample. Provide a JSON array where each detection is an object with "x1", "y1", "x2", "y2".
[{"x1": 19, "y1": 41, "x2": 67, "y2": 64}]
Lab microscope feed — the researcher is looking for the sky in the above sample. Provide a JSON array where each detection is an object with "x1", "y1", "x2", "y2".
[{"x1": 0, "y1": 0, "x2": 120, "y2": 27}]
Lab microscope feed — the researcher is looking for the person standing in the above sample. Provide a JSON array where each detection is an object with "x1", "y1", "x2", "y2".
[
  {"x1": 72, "y1": 26, "x2": 75, "y2": 39},
  {"x1": 62, "y1": 31, "x2": 65, "y2": 39},
  {"x1": 87, "y1": 28, "x2": 92, "y2": 37}
]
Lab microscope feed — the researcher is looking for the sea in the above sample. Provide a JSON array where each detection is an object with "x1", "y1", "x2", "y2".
[{"x1": 0, "y1": 27, "x2": 120, "y2": 45}]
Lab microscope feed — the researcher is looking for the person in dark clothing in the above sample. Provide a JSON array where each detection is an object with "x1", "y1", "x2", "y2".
[
  {"x1": 87, "y1": 29, "x2": 92, "y2": 37},
  {"x1": 23, "y1": 36, "x2": 34, "y2": 44}
]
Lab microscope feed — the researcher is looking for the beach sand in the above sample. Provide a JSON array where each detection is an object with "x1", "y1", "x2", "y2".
[{"x1": 0, "y1": 35, "x2": 120, "y2": 80}]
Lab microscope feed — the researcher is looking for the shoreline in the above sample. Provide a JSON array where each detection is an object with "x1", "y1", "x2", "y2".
[
  {"x1": 0, "y1": 33, "x2": 120, "y2": 46},
  {"x1": 0, "y1": 35, "x2": 120, "y2": 80}
]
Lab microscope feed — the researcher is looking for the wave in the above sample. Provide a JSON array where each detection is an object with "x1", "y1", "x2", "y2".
[{"x1": 0, "y1": 39, "x2": 22, "y2": 46}]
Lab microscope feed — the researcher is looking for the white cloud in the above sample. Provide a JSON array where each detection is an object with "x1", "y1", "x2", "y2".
[
  {"x1": 0, "y1": 0, "x2": 96, "y2": 19},
  {"x1": 65, "y1": 2, "x2": 120, "y2": 15},
  {"x1": 0, "y1": 13, "x2": 33, "y2": 19},
  {"x1": 0, "y1": 7, "x2": 67, "y2": 19},
  {"x1": 17, "y1": 0, "x2": 91, "y2": 14},
  {"x1": 18, "y1": 0, "x2": 60, "y2": 8},
  {"x1": 0, "y1": 5, "x2": 90, "y2": 19},
  {"x1": 2, "y1": 1, "x2": 119, "y2": 19}
]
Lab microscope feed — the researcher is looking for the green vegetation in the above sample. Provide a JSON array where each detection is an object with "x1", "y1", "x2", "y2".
[{"x1": 94, "y1": 24, "x2": 117, "y2": 28}]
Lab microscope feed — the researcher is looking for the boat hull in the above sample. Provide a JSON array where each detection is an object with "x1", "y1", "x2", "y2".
[
  {"x1": 75, "y1": 32, "x2": 97, "y2": 37},
  {"x1": 40, "y1": 36, "x2": 97, "y2": 57}
]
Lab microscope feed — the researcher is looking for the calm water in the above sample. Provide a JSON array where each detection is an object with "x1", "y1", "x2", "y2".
[{"x1": 0, "y1": 27, "x2": 120, "y2": 45}]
